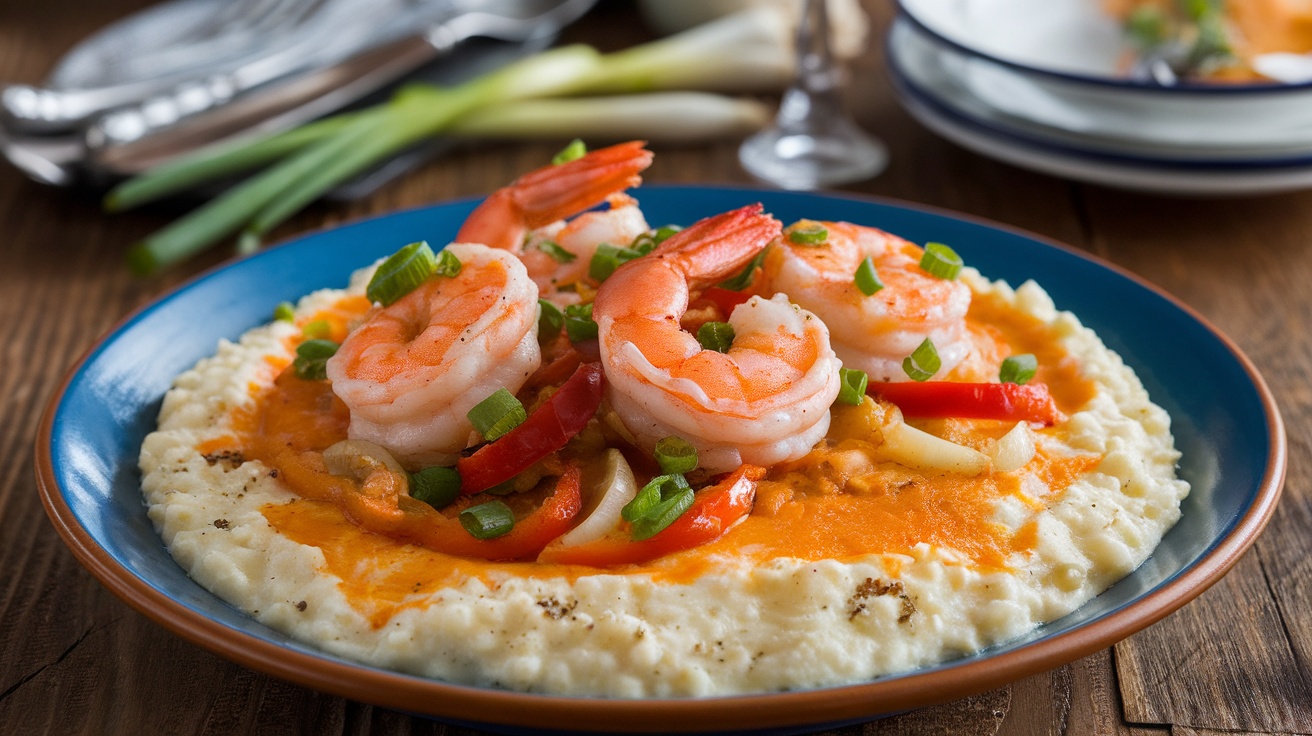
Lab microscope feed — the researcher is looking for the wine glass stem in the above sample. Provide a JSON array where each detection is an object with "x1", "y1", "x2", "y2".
[{"x1": 778, "y1": 0, "x2": 844, "y2": 134}]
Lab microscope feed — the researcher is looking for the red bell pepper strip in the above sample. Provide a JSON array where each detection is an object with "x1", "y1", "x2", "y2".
[
  {"x1": 698, "y1": 286, "x2": 753, "y2": 317},
  {"x1": 869, "y1": 381, "x2": 1064, "y2": 426},
  {"x1": 377, "y1": 464, "x2": 582, "y2": 561},
  {"x1": 457, "y1": 362, "x2": 604, "y2": 494},
  {"x1": 537, "y1": 465, "x2": 764, "y2": 566}
]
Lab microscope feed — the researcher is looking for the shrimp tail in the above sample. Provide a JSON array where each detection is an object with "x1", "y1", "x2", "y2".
[
  {"x1": 653, "y1": 204, "x2": 783, "y2": 290},
  {"x1": 456, "y1": 141, "x2": 654, "y2": 250}
]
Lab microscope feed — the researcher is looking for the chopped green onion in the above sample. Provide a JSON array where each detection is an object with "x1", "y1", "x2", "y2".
[
  {"x1": 564, "y1": 303, "x2": 599, "y2": 342},
  {"x1": 622, "y1": 473, "x2": 689, "y2": 522},
  {"x1": 837, "y1": 367, "x2": 868, "y2": 406},
  {"x1": 434, "y1": 248, "x2": 462, "y2": 278},
  {"x1": 366, "y1": 241, "x2": 436, "y2": 306},
  {"x1": 410, "y1": 466, "x2": 462, "y2": 509},
  {"x1": 855, "y1": 256, "x2": 884, "y2": 296},
  {"x1": 1126, "y1": 6, "x2": 1167, "y2": 48},
  {"x1": 273, "y1": 302, "x2": 296, "y2": 322},
  {"x1": 538, "y1": 299, "x2": 564, "y2": 342},
  {"x1": 902, "y1": 339, "x2": 941, "y2": 382},
  {"x1": 460, "y1": 500, "x2": 516, "y2": 539},
  {"x1": 552, "y1": 138, "x2": 587, "y2": 165},
  {"x1": 787, "y1": 222, "x2": 828, "y2": 246},
  {"x1": 629, "y1": 224, "x2": 682, "y2": 255},
  {"x1": 654, "y1": 436, "x2": 698, "y2": 475},
  {"x1": 588, "y1": 242, "x2": 643, "y2": 282},
  {"x1": 631, "y1": 486, "x2": 695, "y2": 540},
  {"x1": 919, "y1": 243, "x2": 963, "y2": 280},
  {"x1": 999, "y1": 354, "x2": 1038, "y2": 385},
  {"x1": 719, "y1": 250, "x2": 766, "y2": 291},
  {"x1": 696, "y1": 321, "x2": 735, "y2": 353},
  {"x1": 467, "y1": 388, "x2": 527, "y2": 442},
  {"x1": 293, "y1": 339, "x2": 338, "y2": 380},
  {"x1": 302, "y1": 320, "x2": 331, "y2": 340},
  {"x1": 537, "y1": 240, "x2": 576, "y2": 263}
]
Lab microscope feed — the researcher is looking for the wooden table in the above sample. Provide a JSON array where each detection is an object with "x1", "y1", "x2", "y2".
[{"x1": 2, "y1": 1, "x2": 1308, "y2": 734}]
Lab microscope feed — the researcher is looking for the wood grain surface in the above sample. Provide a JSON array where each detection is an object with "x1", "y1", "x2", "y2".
[{"x1": 2, "y1": 1, "x2": 1308, "y2": 734}]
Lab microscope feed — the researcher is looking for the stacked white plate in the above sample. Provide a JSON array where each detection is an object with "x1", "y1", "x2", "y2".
[{"x1": 889, "y1": 0, "x2": 1312, "y2": 195}]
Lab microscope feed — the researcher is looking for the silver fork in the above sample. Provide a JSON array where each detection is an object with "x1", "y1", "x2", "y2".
[
  {"x1": 2, "y1": 0, "x2": 596, "y2": 185},
  {"x1": 1, "y1": 0, "x2": 329, "y2": 134}
]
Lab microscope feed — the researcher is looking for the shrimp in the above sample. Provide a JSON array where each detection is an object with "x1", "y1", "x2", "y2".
[
  {"x1": 594, "y1": 205, "x2": 843, "y2": 474},
  {"x1": 455, "y1": 141, "x2": 655, "y2": 298},
  {"x1": 761, "y1": 222, "x2": 973, "y2": 382},
  {"x1": 325, "y1": 244, "x2": 541, "y2": 468}
]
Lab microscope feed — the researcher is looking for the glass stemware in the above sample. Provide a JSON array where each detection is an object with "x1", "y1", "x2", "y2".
[{"x1": 739, "y1": 0, "x2": 888, "y2": 189}]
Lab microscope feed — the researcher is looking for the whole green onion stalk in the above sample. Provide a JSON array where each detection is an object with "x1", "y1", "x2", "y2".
[{"x1": 109, "y1": 8, "x2": 794, "y2": 276}]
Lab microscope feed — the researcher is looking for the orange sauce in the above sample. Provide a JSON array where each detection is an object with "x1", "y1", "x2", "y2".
[{"x1": 209, "y1": 291, "x2": 1102, "y2": 627}]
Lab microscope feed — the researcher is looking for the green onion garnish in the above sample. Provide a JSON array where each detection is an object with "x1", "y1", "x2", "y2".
[
  {"x1": 460, "y1": 500, "x2": 516, "y2": 539},
  {"x1": 654, "y1": 436, "x2": 698, "y2": 475},
  {"x1": 719, "y1": 250, "x2": 766, "y2": 292},
  {"x1": 1126, "y1": 6, "x2": 1166, "y2": 48},
  {"x1": 538, "y1": 299, "x2": 564, "y2": 343},
  {"x1": 999, "y1": 354, "x2": 1038, "y2": 385},
  {"x1": 696, "y1": 321, "x2": 735, "y2": 353},
  {"x1": 837, "y1": 367, "x2": 868, "y2": 406},
  {"x1": 552, "y1": 138, "x2": 587, "y2": 165},
  {"x1": 588, "y1": 242, "x2": 643, "y2": 282},
  {"x1": 434, "y1": 248, "x2": 462, "y2": 278},
  {"x1": 536, "y1": 240, "x2": 576, "y2": 263},
  {"x1": 410, "y1": 466, "x2": 462, "y2": 509},
  {"x1": 855, "y1": 256, "x2": 884, "y2": 296},
  {"x1": 622, "y1": 473, "x2": 689, "y2": 523},
  {"x1": 273, "y1": 302, "x2": 295, "y2": 322},
  {"x1": 302, "y1": 320, "x2": 331, "y2": 340},
  {"x1": 919, "y1": 242, "x2": 963, "y2": 280},
  {"x1": 467, "y1": 388, "x2": 527, "y2": 442},
  {"x1": 788, "y1": 223, "x2": 828, "y2": 246},
  {"x1": 630, "y1": 224, "x2": 683, "y2": 255},
  {"x1": 631, "y1": 486, "x2": 695, "y2": 541},
  {"x1": 902, "y1": 339, "x2": 941, "y2": 382},
  {"x1": 293, "y1": 338, "x2": 339, "y2": 380},
  {"x1": 564, "y1": 303, "x2": 599, "y2": 342},
  {"x1": 366, "y1": 241, "x2": 437, "y2": 306}
]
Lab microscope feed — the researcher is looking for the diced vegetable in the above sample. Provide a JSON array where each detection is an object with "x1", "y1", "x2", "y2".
[
  {"x1": 460, "y1": 500, "x2": 516, "y2": 539},
  {"x1": 410, "y1": 466, "x2": 462, "y2": 509},
  {"x1": 902, "y1": 339, "x2": 940, "y2": 381},
  {"x1": 292, "y1": 339, "x2": 338, "y2": 380},
  {"x1": 366, "y1": 241, "x2": 437, "y2": 306},
  {"x1": 837, "y1": 367, "x2": 868, "y2": 406},
  {"x1": 467, "y1": 388, "x2": 528, "y2": 442},
  {"x1": 564, "y1": 303, "x2": 599, "y2": 342},
  {"x1": 457, "y1": 362, "x2": 605, "y2": 493},
  {"x1": 855, "y1": 256, "x2": 883, "y2": 296},
  {"x1": 552, "y1": 138, "x2": 588, "y2": 165},
  {"x1": 870, "y1": 380, "x2": 1064, "y2": 426},
  {"x1": 999, "y1": 354, "x2": 1038, "y2": 385},
  {"x1": 654, "y1": 436, "x2": 698, "y2": 475},
  {"x1": 919, "y1": 242, "x2": 963, "y2": 280},
  {"x1": 553, "y1": 449, "x2": 638, "y2": 547},
  {"x1": 696, "y1": 321, "x2": 735, "y2": 352},
  {"x1": 537, "y1": 464, "x2": 764, "y2": 566}
]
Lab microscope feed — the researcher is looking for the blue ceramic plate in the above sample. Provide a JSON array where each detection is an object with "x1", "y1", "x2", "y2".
[{"x1": 37, "y1": 187, "x2": 1285, "y2": 735}]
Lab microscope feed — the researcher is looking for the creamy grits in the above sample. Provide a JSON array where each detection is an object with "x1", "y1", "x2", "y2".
[{"x1": 139, "y1": 262, "x2": 1188, "y2": 697}]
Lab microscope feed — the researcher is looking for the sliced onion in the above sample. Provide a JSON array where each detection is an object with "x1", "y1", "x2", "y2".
[
  {"x1": 323, "y1": 440, "x2": 407, "y2": 483},
  {"x1": 990, "y1": 422, "x2": 1036, "y2": 473},
  {"x1": 878, "y1": 408, "x2": 990, "y2": 476},
  {"x1": 555, "y1": 449, "x2": 637, "y2": 547}
]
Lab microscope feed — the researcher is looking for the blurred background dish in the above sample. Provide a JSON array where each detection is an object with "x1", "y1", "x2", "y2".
[{"x1": 890, "y1": 0, "x2": 1312, "y2": 194}]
